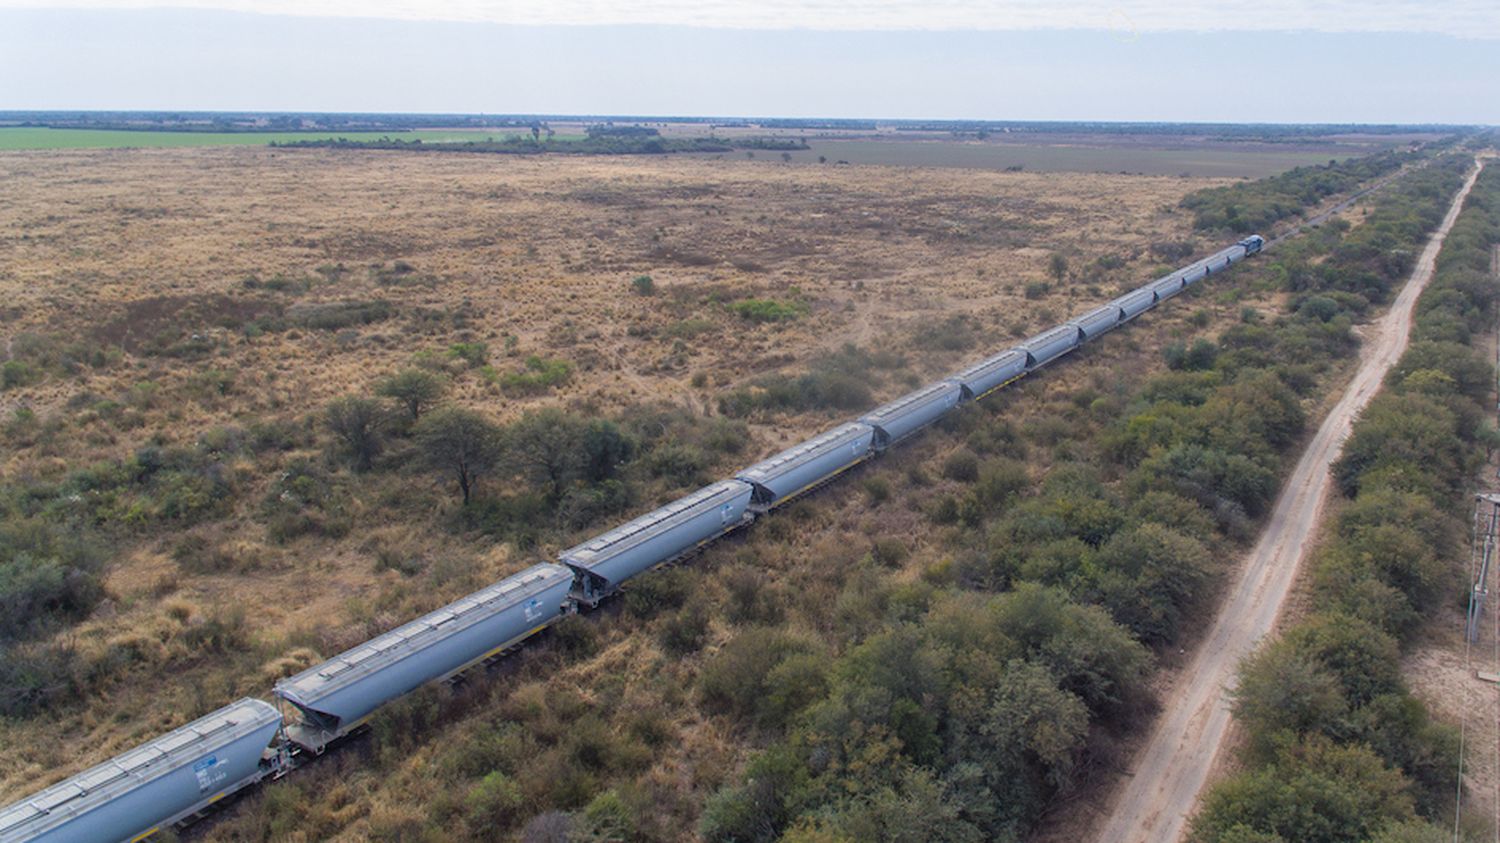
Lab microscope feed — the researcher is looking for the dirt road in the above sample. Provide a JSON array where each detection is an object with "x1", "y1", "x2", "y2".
[{"x1": 1095, "y1": 157, "x2": 1483, "y2": 843}]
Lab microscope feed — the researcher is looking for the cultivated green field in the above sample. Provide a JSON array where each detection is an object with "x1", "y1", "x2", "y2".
[
  {"x1": 0, "y1": 127, "x2": 583, "y2": 150},
  {"x1": 766, "y1": 139, "x2": 1368, "y2": 178}
]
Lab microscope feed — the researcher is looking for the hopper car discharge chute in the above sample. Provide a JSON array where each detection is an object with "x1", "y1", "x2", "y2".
[
  {"x1": 274, "y1": 563, "x2": 574, "y2": 753},
  {"x1": 859, "y1": 381, "x2": 963, "y2": 450},
  {"x1": 561, "y1": 479, "x2": 755, "y2": 607},
  {"x1": 1067, "y1": 303, "x2": 1127, "y2": 341},
  {"x1": 0, "y1": 699, "x2": 283, "y2": 843},
  {"x1": 735, "y1": 422, "x2": 876, "y2": 512},
  {"x1": 947, "y1": 348, "x2": 1028, "y2": 401},
  {"x1": 1019, "y1": 324, "x2": 1082, "y2": 368}
]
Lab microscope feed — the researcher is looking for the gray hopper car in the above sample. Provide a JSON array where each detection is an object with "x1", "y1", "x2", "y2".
[
  {"x1": 1067, "y1": 303, "x2": 1125, "y2": 340},
  {"x1": 1148, "y1": 272, "x2": 1187, "y2": 300},
  {"x1": 948, "y1": 348, "x2": 1028, "y2": 400},
  {"x1": 736, "y1": 422, "x2": 875, "y2": 510},
  {"x1": 0, "y1": 698, "x2": 282, "y2": 843},
  {"x1": 1020, "y1": 324, "x2": 1082, "y2": 368},
  {"x1": 860, "y1": 381, "x2": 963, "y2": 449},
  {"x1": 1113, "y1": 287, "x2": 1157, "y2": 321},
  {"x1": 563, "y1": 479, "x2": 754, "y2": 606},
  {"x1": 275, "y1": 563, "x2": 573, "y2": 752}
]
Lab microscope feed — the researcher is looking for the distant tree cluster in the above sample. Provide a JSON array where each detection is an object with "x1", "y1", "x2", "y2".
[
  {"x1": 268, "y1": 133, "x2": 804, "y2": 156},
  {"x1": 1179, "y1": 148, "x2": 1422, "y2": 234}
]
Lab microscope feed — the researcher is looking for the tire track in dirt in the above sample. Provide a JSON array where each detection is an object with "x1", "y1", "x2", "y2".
[{"x1": 1095, "y1": 157, "x2": 1483, "y2": 843}]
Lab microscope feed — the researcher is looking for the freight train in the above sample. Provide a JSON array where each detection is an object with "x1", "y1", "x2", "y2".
[{"x1": 0, "y1": 234, "x2": 1264, "y2": 843}]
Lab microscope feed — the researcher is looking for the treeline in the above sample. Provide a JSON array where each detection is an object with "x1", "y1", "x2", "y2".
[
  {"x1": 1192, "y1": 161, "x2": 1495, "y2": 842},
  {"x1": 1181, "y1": 148, "x2": 1420, "y2": 234},
  {"x1": 686, "y1": 158, "x2": 1476, "y2": 842},
  {"x1": 268, "y1": 134, "x2": 804, "y2": 156}
]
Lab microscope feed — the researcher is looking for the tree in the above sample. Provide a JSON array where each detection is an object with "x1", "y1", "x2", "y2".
[
  {"x1": 1191, "y1": 739, "x2": 1416, "y2": 843},
  {"x1": 325, "y1": 396, "x2": 384, "y2": 471},
  {"x1": 376, "y1": 368, "x2": 448, "y2": 421},
  {"x1": 414, "y1": 407, "x2": 503, "y2": 504},
  {"x1": 505, "y1": 409, "x2": 634, "y2": 501},
  {"x1": 1048, "y1": 253, "x2": 1069, "y2": 284}
]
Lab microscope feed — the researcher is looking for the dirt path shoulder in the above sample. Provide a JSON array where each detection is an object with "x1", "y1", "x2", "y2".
[{"x1": 1094, "y1": 158, "x2": 1483, "y2": 843}]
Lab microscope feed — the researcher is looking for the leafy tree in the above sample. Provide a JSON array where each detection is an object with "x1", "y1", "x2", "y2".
[
  {"x1": 376, "y1": 368, "x2": 448, "y2": 421},
  {"x1": 700, "y1": 745, "x2": 811, "y2": 843},
  {"x1": 325, "y1": 395, "x2": 385, "y2": 471},
  {"x1": 1231, "y1": 642, "x2": 1348, "y2": 759},
  {"x1": 414, "y1": 407, "x2": 503, "y2": 504},
  {"x1": 1191, "y1": 739, "x2": 1416, "y2": 843},
  {"x1": 505, "y1": 409, "x2": 634, "y2": 501},
  {"x1": 1087, "y1": 523, "x2": 1214, "y2": 644},
  {"x1": 991, "y1": 583, "x2": 1151, "y2": 714},
  {"x1": 1047, "y1": 253, "x2": 1069, "y2": 284}
]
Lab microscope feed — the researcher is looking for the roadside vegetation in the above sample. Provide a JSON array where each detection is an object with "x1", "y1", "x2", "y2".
[
  {"x1": 1179, "y1": 146, "x2": 1427, "y2": 234},
  {"x1": 1192, "y1": 159, "x2": 1498, "y2": 843}
]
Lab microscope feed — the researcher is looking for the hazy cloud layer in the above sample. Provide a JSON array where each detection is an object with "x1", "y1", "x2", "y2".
[
  {"x1": 7, "y1": 0, "x2": 1500, "y2": 39},
  {"x1": 2, "y1": 9, "x2": 1496, "y2": 122}
]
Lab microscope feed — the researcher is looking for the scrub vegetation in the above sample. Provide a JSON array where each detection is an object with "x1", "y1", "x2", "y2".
[
  {"x1": 1179, "y1": 144, "x2": 1446, "y2": 234},
  {"x1": 0, "y1": 142, "x2": 1207, "y2": 808},
  {"x1": 1192, "y1": 160, "x2": 1500, "y2": 843},
  {"x1": 0, "y1": 135, "x2": 1478, "y2": 841}
]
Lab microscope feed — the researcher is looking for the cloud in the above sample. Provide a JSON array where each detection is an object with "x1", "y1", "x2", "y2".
[{"x1": 6, "y1": 0, "x2": 1500, "y2": 39}]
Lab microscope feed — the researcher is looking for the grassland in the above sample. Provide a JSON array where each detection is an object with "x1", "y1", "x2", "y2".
[
  {"x1": 9, "y1": 138, "x2": 1426, "y2": 842},
  {"x1": 0, "y1": 127, "x2": 586, "y2": 150},
  {"x1": 762, "y1": 139, "x2": 1374, "y2": 178}
]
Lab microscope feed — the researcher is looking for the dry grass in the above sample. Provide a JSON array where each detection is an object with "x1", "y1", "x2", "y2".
[{"x1": 0, "y1": 146, "x2": 1225, "y2": 813}]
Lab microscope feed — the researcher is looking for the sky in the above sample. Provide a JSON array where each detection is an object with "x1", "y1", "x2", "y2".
[{"x1": 0, "y1": 1, "x2": 1497, "y2": 123}]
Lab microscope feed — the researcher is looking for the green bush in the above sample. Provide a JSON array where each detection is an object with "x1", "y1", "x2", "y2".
[
  {"x1": 730, "y1": 298, "x2": 809, "y2": 323},
  {"x1": 289, "y1": 299, "x2": 392, "y2": 330},
  {"x1": 497, "y1": 356, "x2": 572, "y2": 395}
]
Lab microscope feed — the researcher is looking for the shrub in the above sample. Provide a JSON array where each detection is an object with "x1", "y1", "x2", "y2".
[
  {"x1": 730, "y1": 298, "x2": 809, "y2": 323},
  {"x1": 658, "y1": 600, "x2": 710, "y2": 656},
  {"x1": 1, "y1": 360, "x2": 39, "y2": 390},
  {"x1": 498, "y1": 356, "x2": 573, "y2": 395},
  {"x1": 376, "y1": 368, "x2": 448, "y2": 420},
  {"x1": 941, "y1": 450, "x2": 980, "y2": 483},
  {"x1": 631, "y1": 275, "x2": 656, "y2": 296},
  {"x1": 325, "y1": 396, "x2": 385, "y2": 471},
  {"x1": 289, "y1": 299, "x2": 392, "y2": 330},
  {"x1": 0, "y1": 520, "x2": 107, "y2": 639}
]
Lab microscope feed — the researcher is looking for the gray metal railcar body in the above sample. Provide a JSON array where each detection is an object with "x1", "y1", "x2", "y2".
[
  {"x1": 1182, "y1": 261, "x2": 1209, "y2": 285},
  {"x1": 1020, "y1": 324, "x2": 1082, "y2": 368},
  {"x1": 562, "y1": 479, "x2": 754, "y2": 605},
  {"x1": 859, "y1": 381, "x2": 963, "y2": 449},
  {"x1": 736, "y1": 422, "x2": 875, "y2": 510},
  {"x1": 0, "y1": 698, "x2": 281, "y2": 843},
  {"x1": 948, "y1": 348, "x2": 1028, "y2": 400},
  {"x1": 275, "y1": 564, "x2": 573, "y2": 752},
  {"x1": 1113, "y1": 287, "x2": 1157, "y2": 321},
  {"x1": 1067, "y1": 304, "x2": 1126, "y2": 340},
  {"x1": 1148, "y1": 271, "x2": 1186, "y2": 300}
]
